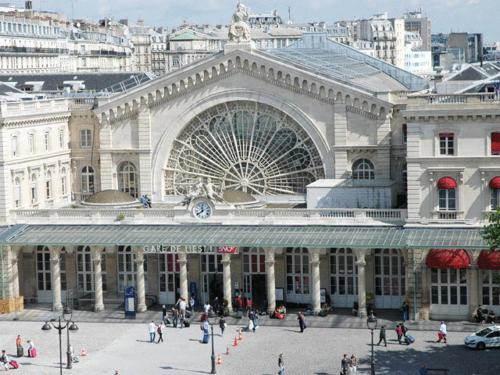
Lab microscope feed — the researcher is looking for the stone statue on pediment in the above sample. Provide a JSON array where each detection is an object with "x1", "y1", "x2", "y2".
[{"x1": 228, "y1": 2, "x2": 251, "y2": 43}]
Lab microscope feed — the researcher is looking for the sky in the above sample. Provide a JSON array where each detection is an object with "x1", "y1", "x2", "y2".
[{"x1": 21, "y1": 0, "x2": 500, "y2": 42}]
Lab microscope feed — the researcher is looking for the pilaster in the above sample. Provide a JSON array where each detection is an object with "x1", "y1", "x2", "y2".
[
  {"x1": 265, "y1": 249, "x2": 276, "y2": 314},
  {"x1": 134, "y1": 248, "x2": 147, "y2": 312},
  {"x1": 137, "y1": 107, "x2": 152, "y2": 196},
  {"x1": 91, "y1": 246, "x2": 105, "y2": 312},
  {"x1": 222, "y1": 254, "x2": 233, "y2": 313},
  {"x1": 49, "y1": 247, "x2": 63, "y2": 312}
]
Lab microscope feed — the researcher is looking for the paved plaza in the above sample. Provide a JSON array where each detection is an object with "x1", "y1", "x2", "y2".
[{"x1": 1, "y1": 318, "x2": 499, "y2": 375}]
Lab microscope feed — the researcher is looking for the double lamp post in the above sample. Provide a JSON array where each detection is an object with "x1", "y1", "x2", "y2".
[
  {"x1": 367, "y1": 312, "x2": 378, "y2": 375},
  {"x1": 41, "y1": 306, "x2": 79, "y2": 375}
]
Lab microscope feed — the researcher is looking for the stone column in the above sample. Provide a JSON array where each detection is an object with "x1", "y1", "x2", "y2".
[
  {"x1": 177, "y1": 252, "x2": 188, "y2": 301},
  {"x1": 309, "y1": 249, "x2": 321, "y2": 314},
  {"x1": 135, "y1": 249, "x2": 147, "y2": 312},
  {"x1": 222, "y1": 254, "x2": 233, "y2": 313},
  {"x1": 265, "y1": 249, "x2": 276, "y2": 314},
  {"x1": 468, "y1": 264, "x2": 480, "y2": 317},
  {"x1": 50, "y1": 247, "x2": 63, "y2": 312},
  {"x1": 11, "y1": 247, "x2": 19, "y2": 298},
  {"x1": 91, "y1": 247, "x2": 105, "y2": 312},
  {"x1": 355, "y1": 250, "x2": 367, "y2": 318}
]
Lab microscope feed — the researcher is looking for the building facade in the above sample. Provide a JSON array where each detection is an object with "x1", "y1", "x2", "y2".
[{"x1": 0, "y1": 24, "x2": 498, "y2": 321}]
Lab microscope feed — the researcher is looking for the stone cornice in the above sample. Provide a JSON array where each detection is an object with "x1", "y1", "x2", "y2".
[{"x1": 0, "y1": 113, "x2": 71, "y2": 128}]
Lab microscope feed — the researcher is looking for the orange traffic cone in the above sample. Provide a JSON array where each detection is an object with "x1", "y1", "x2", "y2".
[
  {"x1": 80, "y1": 347, "x2": 87, "y2": 356},
  {"x1": 217, "y1": 354, "x2": 222, "y2": 365},
  {"x1": 233, "y1": 336, "x2": 238, "y2": 347},
  {"x1": 226, "y1": 346, "x2": 230, "y2": 355}
]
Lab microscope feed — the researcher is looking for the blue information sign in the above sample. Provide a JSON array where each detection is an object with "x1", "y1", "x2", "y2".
[{"x1": 124, "y1": 286, "x2": 136, "y2": 319}]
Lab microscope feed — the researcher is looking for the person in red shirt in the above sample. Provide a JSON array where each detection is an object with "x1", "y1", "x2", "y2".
[
  {"x1": 235, "y1": 295, "x2": 243, "y2": 311},
  {"x1": 246, "y1": 297, "x2": 253, "y2": 311}
]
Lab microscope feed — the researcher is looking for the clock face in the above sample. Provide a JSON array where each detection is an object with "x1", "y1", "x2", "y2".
[{"x1": 193, "y1": 201, "x2": 212, "y2": 219}]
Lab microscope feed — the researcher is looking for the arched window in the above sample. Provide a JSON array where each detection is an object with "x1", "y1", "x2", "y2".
[
  {"x1": 117, "y1": 162, "x2": 137, "y2": 197},
  {"x1": 77, "y1": 246, "x2": 107, "y2": 293},
  {"x1": 30, "y1": 173, "x2": 38, "y2": 203},
  {"x1": 437, "y1": 177, "x2": 457, "y2": 211},
  {"x1": 352, "y1": 159, "x2": 375, "y2": 180},
  {"x1": 14, "y1": 177, "x2": 21, "y2": 208},
  {"x1": 81, "y1": 166, "x2": 95, "y2": 194},
  {"x1": 45, "y1": 170, "x2": 52, "y2": 199},
  {"x1": 286, "y1": 248, "x2": 310, "y2": 299},
  {"x1": 61, "y1": 167, "x2": 67, "y2": 196}
]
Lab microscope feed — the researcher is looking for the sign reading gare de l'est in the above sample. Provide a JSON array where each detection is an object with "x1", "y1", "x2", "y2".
[{"x1": 143, "y1": 245, "x2": 237, "y2": 254}]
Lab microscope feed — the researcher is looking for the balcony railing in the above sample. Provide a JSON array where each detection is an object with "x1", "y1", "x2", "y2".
[
  {"x1": 10, "y1": 207, "x2": 407, "y2": 226},
  {"x1": 431, "y1": 210, "x2": 464, "y2": 221},
  {"x1": 408, "y1": 93, "x2": 500, "y2": 107}
]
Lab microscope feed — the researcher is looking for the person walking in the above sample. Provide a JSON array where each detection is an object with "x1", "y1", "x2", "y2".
[
  {"x1": 15, "y1": 335, "x2": 23, "y2": 358},
  {"x1": 161, "y1": 305, "x2": 167, "y2": 323},
  {"x1": 341, "y1": 354, "x2": 349, "y2": 375},
  {"x1": 1, "y1": 350, "x2": 11, "y2": 371},
  {"x1": 148, "y1": 321, "x2": 156, "y2": 343},
  {"x1": 297, "y1": 312, "x2": 306, "y2": 333},
  {"x1": 349, "y1": 354, "x2": 358, "y2": 374},
  {"x1": 219, "y1": 317, "x2": 226, "y2": 336},
  {"x1": 177, "y1": 297, "x2": 187, "y2": 327},
  {"x1": 27, "y1": 340, "x2": 36, "y2": 358},
  {"x1": 401, "y1": 300, "x2": 410, "y2": 322},
  {"x1": 395, "y1": 323, "x2": 403, "y2": 344},
  {"x1": 200, "y1": 320, "x2": 210, "y2": 344},
  {"x1": 156, "y1": 322, "x2": 165, "y2": 344},
  {"x1": 172, "y1": 307, "x2": 179, "y2": 328},
  {"x1": 377, "y1": 325, "x2": 387, "y2": 347},
  {"x1": 190, "y1": 295, "x2": 196, "y2": 311},
  {"x1": 437, "y1": 321, "x2": 447, "y2": 343},
  {"x1": 278, "y1": 353, "x2": 285, "y2": 375},
  {"x1": 246, "y1": 297, "x2": 253, "y2": 312}
]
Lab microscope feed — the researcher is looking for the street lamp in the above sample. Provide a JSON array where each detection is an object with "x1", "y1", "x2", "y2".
[
  {"x1": 208, "y1": 317, "x2": 216, "y2": 374},
  {"x1": 41, "y1": 306, "x2": 79, "y2": 374},
  {"x1": 366, "y1": 312, "x2": 377, "y2": 375}
]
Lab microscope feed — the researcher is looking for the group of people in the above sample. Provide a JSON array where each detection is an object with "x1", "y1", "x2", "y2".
[
  {"x1": 148, "y1": 321, "x2": 166, "y2": 344},
  {"x1": 340, "y1": 353, "x2": 358, "y2": 375},
  {"x1": 0, "y1": 335, "x2": 37, "y2": 371},
  {"x1": 139, "y1": 195, "x2": 152, "y2": 208}
]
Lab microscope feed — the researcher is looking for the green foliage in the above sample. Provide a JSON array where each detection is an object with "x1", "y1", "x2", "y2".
[
  {"x1": 116, "y1": 212, "x2": 126, "y2": 221},
  {"x1": 482, "y1": 208, "x2": 500, "y2": 251}
]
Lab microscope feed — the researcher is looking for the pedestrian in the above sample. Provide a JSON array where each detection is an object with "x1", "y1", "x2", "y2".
[
  {"x1": 156, "y1": 322, "x2": 164, "y2": 343},
  {"x1": 177, "y1": 297, "x2": 187, "y2": 327},
  {"x1": 204, "y1": 302, "x2": 211, "y2": 315},
  {"x1": 219, "y1": 317, "x2": 226, "y2": 335},
  {"x1": 1, "y1": 350, "x2": 10, "y2": 370},
  {"x1": 437, "y1": 321, "x2": 447, "y2": 343},
  {"x1": 235, "y1": 295, "x2": 243, "y2": 311},
  {"x1": 349, "y1": 354, "x2": 357, "y2": 374},
  {"x1": 341, "y1": 354, "x2": 349, "y2": 375},
  {"x1": 190, "y1": 295, "x2": 196, "y2": 311},
  {"x1": 395, "y1": 323, "x2": 403, "y2": 344},
  {"x1": 161, "y1": 305, "x2": 167, "y2": 323},
  {"x1": 172, "y1": 307, "x2": 179, "y2": 328},
  {"x1": 200, "y1": 320, "x2": 209, "y2": 344},
  {"x1": 278, "y1": 353, "x2": 285, "y2": 375},
  {"x1": 15, "y1": 335, "x2": 23, "y2": 358},
  {"x1": 246, "y1": 297, "x2": 253, "y2": 312},
  {"x1": 297, "y1": 312, "x2": 306, "y2": 333},
  {"x1": 148, "y1": 321, "x2": 156, "y2": 343},
  {"x1": 213, "y1": 297, "x2": 220, "y2": 316},
  {"x1": 27, "y1": 340, "x2": 36, "y2": 358},
  {"x1": 401, "y1": 300, "x2": 409, "y2": 321},
  {"x1": 377, "y1": 325, "x2": 387, "y2": 347}
]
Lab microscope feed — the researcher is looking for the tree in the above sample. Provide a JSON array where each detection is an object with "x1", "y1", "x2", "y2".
[{"x1": 482, "y1": 208, "x2": 500, "y2": 251}]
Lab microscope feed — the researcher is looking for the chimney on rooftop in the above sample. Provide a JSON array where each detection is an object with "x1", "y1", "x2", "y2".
[{"x1": 25, "y1": 1, "x2": 32, "y2": 10}]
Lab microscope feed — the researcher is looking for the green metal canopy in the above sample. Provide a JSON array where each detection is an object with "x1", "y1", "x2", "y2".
[{"x1": 0, "y1": 224, "x2": 488, "y2": 250}]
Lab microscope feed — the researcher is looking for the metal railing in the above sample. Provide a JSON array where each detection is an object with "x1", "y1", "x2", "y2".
[{"x1": 408, "y1": 93, "x2": 500, "y2": 106}]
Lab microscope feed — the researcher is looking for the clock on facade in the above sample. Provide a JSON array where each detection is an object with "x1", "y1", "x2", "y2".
[{"x1": 193, "y1": 200, "x2": 213, "y2": 219}]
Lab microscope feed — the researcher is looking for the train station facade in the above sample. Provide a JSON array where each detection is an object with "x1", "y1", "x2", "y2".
[{"x1": 0, "y1": 31, "x2": 499, "y2": 320}]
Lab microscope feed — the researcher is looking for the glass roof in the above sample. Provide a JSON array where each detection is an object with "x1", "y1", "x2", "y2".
[
  {"x1": 265, "y1": 33, "x2": 429, "y2": 93},
  {"x1": 0, "y1": 225, "x2": 487, "y2": 249}
]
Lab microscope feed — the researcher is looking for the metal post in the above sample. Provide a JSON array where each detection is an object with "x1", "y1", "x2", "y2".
[
  {"x1": 370, "y1": 328, "x2": 375, "y2": 375},
  {"x1": 58, "y1": 317, "x2": 63, "y2": 375},
  {"x1": 412, "y1": 250, "x2": 418, "y2": 321},
  {"x1": 210, "y1": 324, "x2": 216, "y2": 374},
  {"x1": 66, "y1": 323, "x2": 72, "y2": 369}
]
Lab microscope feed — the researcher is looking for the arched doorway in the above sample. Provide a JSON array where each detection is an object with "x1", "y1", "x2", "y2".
[{"x1": 242, "y1": 248, "x2": 266, "y2": 310}]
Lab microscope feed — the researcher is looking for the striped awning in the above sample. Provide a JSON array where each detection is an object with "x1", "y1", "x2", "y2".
[{"x1": 0, "y1": 224, "x2": 489, "y2": 250}]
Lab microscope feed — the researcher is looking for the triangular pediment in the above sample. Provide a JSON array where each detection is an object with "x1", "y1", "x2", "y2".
[{"x1": 96, "y1": 47, "x2": 392, "y2": 123}]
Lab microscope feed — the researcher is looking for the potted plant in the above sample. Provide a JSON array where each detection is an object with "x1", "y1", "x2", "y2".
[{"x1": 116, "y1": 212, "x2": 126, "y2": 222}]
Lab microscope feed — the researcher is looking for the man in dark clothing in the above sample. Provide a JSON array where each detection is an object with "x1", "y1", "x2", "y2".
[
  {"x1": 340, "y1": 354, "x2": 349, "y2": 375},
  {"x1": 161, "y1": 305, "x2": 167, "y2": 323},
  {"x1": 377, "y1": 325, "x2": 387, "y2": 347}
]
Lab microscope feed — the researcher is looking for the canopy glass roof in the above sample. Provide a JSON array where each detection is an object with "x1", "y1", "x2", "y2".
[{"x1": 0, "y1": 225, "x2": 487, "y2": 250}]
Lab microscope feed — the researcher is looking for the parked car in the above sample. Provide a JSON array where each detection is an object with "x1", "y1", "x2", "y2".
[{"x1": 464, "y1": 325, "x2": 500, "y2": 350}]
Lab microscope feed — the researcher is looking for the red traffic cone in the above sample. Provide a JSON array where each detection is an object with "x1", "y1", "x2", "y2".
[
  {"x1": 80, "y1": 347, "x2": 87, "y2": 356},
  {"x1": 233, "y1": 336, "x2": 238, "y2": 347},
  {"x1": 217, "y1": 354, "x2": 223, "y2": 365}
]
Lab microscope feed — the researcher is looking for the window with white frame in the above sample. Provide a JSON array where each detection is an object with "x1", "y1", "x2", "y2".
[
  {"x1": 159, "y1": 253, "x2": 179, "y2": 293},
  {"x1": 439, "y1": 133, "x2": 455, "y2": 155},
  {"x1": 117, "y1": 162, "x2": 138, "y2": 197},
  {"x1": 36, "y1": 246, "x2": 67, "y2": 291},
  {"x1": 439, "y1": 189, "x2": 456, "y2": 211},
  {"x1": 286, "y1": 248, "x2": 310, "y2": 295},
  {"x1": 30, "y1": 173, "x2": 38, "y2": 203},
  {"x1": 352, "y1": 159, "x2": 375, "y2": 180},
  {"x1": 44, "y1": 131, "x2": 50, "y2": 151},
  {"x1": 28, "y1": 133, "x2": 34, "y2": 154},
  {"x1": 81, "y1": 166, "x2": 95, "y2": 194},
  {"x1": 330, "y1": 248, "x2": 358, "y2": 296},
  {"x1": 80, "y1": 129, "x2": 92, "y2": 148},
  {"x1": 61, "y1": 168, "x2": 67, "y2": 196},
  {"x1": 492, "y1": 189, "x2": 499, "y2": 210},
  {"x1": 13, "y1": 177, "x2": 21, "y2": 208},
  {"x1": 482, "y1": 270, "x2": 500, "y2": 306},
  {"x1": 59, "y1": 129, "x2": 65, "y2": 148},
  {"x1": 77, "y1": 246, "x2": 107, "y2": 293},
  {"x1": 431, "y1": 268, "x2": 467, "y2": 305},
  {"x1": 45, "y1": 171, "x2": 52, "y2": 199},
  {"x1": 11, "y1": 135, "x2": 17, "y2": 157},
  {"x1": 117, "y1": 246, "x2": 147, "y2": 293}
]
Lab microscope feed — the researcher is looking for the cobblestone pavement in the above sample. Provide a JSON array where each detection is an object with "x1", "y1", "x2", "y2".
[{"x1": 0, "y1": 320, "x2": 498, "y2": 375}]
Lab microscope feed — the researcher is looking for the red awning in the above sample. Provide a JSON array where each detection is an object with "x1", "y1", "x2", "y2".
[
  {"x1": 437, "y1": 177, "x2": 457, "y2": 190},
  {"x1": 426, "y1": 249, "x2": 470, "y2": 269},
  {"x1": 478, "y1": 250, "x2": 500, "y2": 270},
  {"x1": 490, "y1": 176, "x2": 500, "y2": 189}
]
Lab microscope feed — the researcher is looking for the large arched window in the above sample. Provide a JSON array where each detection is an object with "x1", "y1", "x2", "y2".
[
  {"x1": 117, "y1": 162, "x2": 137, "y2": 197},
  {"x1": 81, "y1": 166, "x2": 95, "y2": 194},
  {"x1": 437, "y1": 177, "x2": 457, "y2": 211},
  {"x1": 352, "y1": 159, "x2": 375, "y2": 180},
  {"x1": 45, "y1": 170, "x2": 52, "y2": 199},
  {"x1": 30, "y1": 173, "x2": 38, "y2": 203}
]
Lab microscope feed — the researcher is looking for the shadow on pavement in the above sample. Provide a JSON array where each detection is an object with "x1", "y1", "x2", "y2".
[{"x1": 160, "y1": 366, "x2": 211, "y2": 374}]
